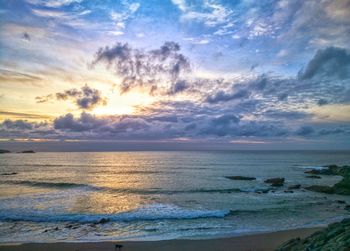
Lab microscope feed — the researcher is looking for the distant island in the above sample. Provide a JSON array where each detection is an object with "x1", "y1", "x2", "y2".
[{"x1": 0, "y1": 149, "x2": 36, "y2": 154}]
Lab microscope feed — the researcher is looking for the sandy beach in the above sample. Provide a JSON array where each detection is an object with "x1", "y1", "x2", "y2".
[{"x1": 0, "y1": 227, "x2": 322, "y2": 251}]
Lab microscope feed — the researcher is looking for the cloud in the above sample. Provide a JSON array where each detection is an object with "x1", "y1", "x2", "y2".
[
  {"x1": 263, "y1": 110, "x2": 310, "y2": 120},
  {"x1": 92, "y1": 41, "x2": 191, "y2": 94},
  {"x1": 26, "y1": 0, "x2": 83, "y2": 8},
  {"x1": 22, "y1": 32, "x2": 31, "y2": 41},
  {"x1": 1, "y1": 120, "x2": 35, "y2": 130},
  {"x1": 54, "y1": 112, "x2": 107, "y2": 132},
  {"x1": 0, "y1": 119, "x2": 54, "y2": 139},
  {"x1": 317, "y1": 99, "x2": 328, "y2": 106},
  {"x1": 0, "y1": 69, "x2": 42, "y2": 85},
  {"x1": 176, "y1": 1, "x2": 233, "y2": 28},
  {"x1": 167, "y1": 80, "x2": 189, "y2": 95},
  {"x1": 298, "y1": 47, "x2": 350, "y2": 80},
  {"x1": 206, "y1": 89, "x2": 249, "y2": 104},
  {"x1": 36, "y1": 85, "x2": 107, "y2": 110},
  {"x1": 0, "y1": 111, "x2": 53, "y2": 120},
  {"x1": 295, "y1": 125, "x2": 315, "y2": 136}
]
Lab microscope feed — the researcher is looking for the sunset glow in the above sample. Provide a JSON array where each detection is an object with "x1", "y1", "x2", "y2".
[{"x1": 0, "y1": 0, "x2": 349, "y2": 150}]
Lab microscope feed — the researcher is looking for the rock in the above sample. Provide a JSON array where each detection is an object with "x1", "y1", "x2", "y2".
[
  {"x1": 336, "y1": 200, "x2": 346, "y2": 204},
  {"x1": 305, "y1": 185, "x2": 334, "y2": 194},
  {"x1": 284, "y1": 190, "x2": 294, "y2": 193},
  {"x1": 345, "y1": 205, "x2": 350, "y2": 211},
  {"x1": 255, "y1": 188, "x2": 271, "y2": 194},
  {"x1": 288, "y1": 184, "x2": 301, "y2": 189},
  {"x1": 264, "y1": 177, "x2": 285, "y2": 187},
  {"x1": 98, "y1": 218, "x2": 110, "y2": 224},
  {"x1": 54, "y1": 227, "x2": 59, "y2": 231},
  {"x1": 276, "y1": 218, "x2": 350, "y2": 251},
  {"x1": 18, "y1": 150, "x2": 35, "y2": 153},
  {"x1": 225, "y1": 176, "x2": 256, "y2": 181},
  {"x1": 115, "y1": 244, "x2": 123, "y2": 250},
  {"x1": 303, "y1": 165, "x2": 350, "y2": 195},
  {"x1": 0, "y1": 149, "x2": 11, "y2": 154},
  {"x1": 304, "y1": 169, "x2": 333, "y2": 175},
  {"x1": 306, "y1": 175, "x2": 322, "y2": 179},
  {"x1": 1, "y1": 172, "x2": 17, "y2": 176},
  {"x1": 65, "y1": 224, "x2": 79, "y2": 229}
]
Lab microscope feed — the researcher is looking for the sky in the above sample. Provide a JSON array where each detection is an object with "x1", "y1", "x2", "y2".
[{"x1": 0, "y1": 0, "x2": 350, "y2": 151}]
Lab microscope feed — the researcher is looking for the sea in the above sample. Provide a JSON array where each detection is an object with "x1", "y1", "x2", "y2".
[{"x1": 0, "y1": 151, "x2": 349, "y2": 243}]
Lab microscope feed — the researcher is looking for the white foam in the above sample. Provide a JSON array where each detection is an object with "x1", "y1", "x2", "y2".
[
  {"x1": 297, "y1": 165, "x2": 326, "y2": 170},
  {"x1": 0, "y1": 203, "x2": 229, "y2": 223}
]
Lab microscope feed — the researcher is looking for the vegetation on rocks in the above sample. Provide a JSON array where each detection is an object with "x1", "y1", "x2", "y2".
[
  {"x1": 276, "y1": 218, "x2": 350, "y2": 251},
  {"x1": 305, "y1": 165, "x2": 350, "y2": 195}
]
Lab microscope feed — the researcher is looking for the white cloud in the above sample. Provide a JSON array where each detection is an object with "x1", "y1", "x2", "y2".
[{"x1": 27, "y1": 0, "x2": 83, "y2": 8}]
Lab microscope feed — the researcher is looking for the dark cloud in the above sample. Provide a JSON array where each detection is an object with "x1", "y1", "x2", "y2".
[
  {"x1": 205, "y1": 76, "x2": 271, "y2": 104},
  {"x1": 0, "y1": 120, "x2": 50, "y2": 139},
  {"x1": 22, "y1": 32, "x2": 30, "y2": 41},
  {"x1": 298, "y1": 47, "x2": 350, "y2": 80},
  {"x1": 35, "y1": 94, "x2": 53, "y2": 103},
  {"x1": 206, "y1": 89, "x2": 249, "y2": 104},
  {"x1": 277, "y1": 93, "x2": 288, "y2": 101},
  {"x1": 263, "y1": 110, "x2": 310, "y2": 120},
  {"x1": 92, "y1": 41, "x2": 191, "y2": 95},
  {"x1": 54, "y1": 112, "x2": 107, "y2": 132},
  {"x1": 200, "y1": 114, "x2": 240, "y2": 136},
  {"x1": 295, "y1": 126, "x2": 315, "y2": 136},
  {"x1": 1, "y1": 120, "x2": 34, "y2": 130},
  {"x1": 167, "y1": 80, "x2": 189, "y2": 95},
  {"x1": 317, "y1": 99, "x2": 328, "y2": 106},
  {"x1": 318, "y1": 127, "x2": 350, "y2": 136},
  {"x1": 36, "y1": 85, "x2": 107, "y2": 110}
]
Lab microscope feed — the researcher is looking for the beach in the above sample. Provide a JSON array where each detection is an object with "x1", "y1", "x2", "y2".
[{"x1": 0, "y1": 227, "x2": 322, "y2": 251}]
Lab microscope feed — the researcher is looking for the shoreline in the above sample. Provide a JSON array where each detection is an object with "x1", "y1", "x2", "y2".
[{"x1": 0, "y1": 227, "x2": 323, "y2": 251}]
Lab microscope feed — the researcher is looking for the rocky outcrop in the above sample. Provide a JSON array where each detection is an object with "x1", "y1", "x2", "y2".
[
  {"x1": 18, "y1": 150, "x2": 35, "y2": 153},
  {"x1": 276, "y1": 218, "x2": 350, "y2": 251},
  {"x1": 305, "y1": 175, "x2": 321, "y2": 179},
  {"x1": 305, "y1": 165, "x2": 350, "y2": 195},
  {"x1": 0, "y1": 149, "x2": 11, "y2": 154},
  {"x1": 305, "y1": 185, "x2": 334, "y2": 194},
  {"x1": 288, "y1": 184, "x2": 301, "y2": 190},
  {"x1": 226, "y1": 176, "x2": 256, "y2": 180},
  {"x1": 264, "y1": 177, "x2": 285, "y2": 187},
  {"x1": 1, "y1": 172, "x2": 17, "y2": 176}
]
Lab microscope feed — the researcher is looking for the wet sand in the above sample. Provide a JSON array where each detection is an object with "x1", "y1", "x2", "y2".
[{"x1": 0, "y1": 227, "x2": 322, "y2": 251}]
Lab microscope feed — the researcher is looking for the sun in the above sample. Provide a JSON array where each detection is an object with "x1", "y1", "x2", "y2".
[{"x1": 92, "y1": 90, "x2": 155, "y2": 116}]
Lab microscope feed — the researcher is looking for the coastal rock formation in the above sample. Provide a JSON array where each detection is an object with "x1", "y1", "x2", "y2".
[
  {"x1": 288, "y1": 184, "x2": 301, "y2": 190},
  {"x1": 276, "y1": 218, "x2": 350, "y2": 251},
  {"x1": 264, "y1": 177, "x2": 285, "y2": 187},
  {"x1": 18, "y1": 150, "x2": 35, "y2": 153},
  {"x1": 226, "y1": 176, "x2": 256, "y2": 180},
  {"x1": 98, "y1": 218, "x2": 110, "y2": 224},
  {"x1": 1, "y1": 172, "x2": 17, "y2": 176},
  {"x1": 305, "y1": 175, "x2": 321, "y2": 179},
  {"x1": 305, "y1": 165, "x2": 350, "y2": 195},
  {"x1": 0, "y1": 149, "x2": 11, "y2": 154},
  {"x1": 305, "y1": 185, "x2": 334, "y2": 194}
]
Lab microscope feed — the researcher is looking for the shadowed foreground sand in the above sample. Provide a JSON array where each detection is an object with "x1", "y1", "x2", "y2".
[{"x1": 0, "y1": 227, "x2": 321, "y2": 251}]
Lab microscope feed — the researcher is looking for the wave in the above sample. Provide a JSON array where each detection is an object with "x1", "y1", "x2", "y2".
[
  {"x1": 229, "y1": 201, "x2": 334, "y2": 216},
  {"x1": 294, "y1": 165, "x2": 327, "y2": 170},
  {"x1": 1, "y1": 180, "x2": 101, "y2": 190},
  {"x1": 1, "y1": 180, "x2": 243, "y2": 194},
  {"x1": 0, "y1": 204, "x2": 229, "y2": 223}
]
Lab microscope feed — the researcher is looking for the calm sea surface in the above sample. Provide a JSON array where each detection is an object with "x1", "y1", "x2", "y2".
[{"x1": 0, "y1": 151, "x2": 349, "y2": 242}]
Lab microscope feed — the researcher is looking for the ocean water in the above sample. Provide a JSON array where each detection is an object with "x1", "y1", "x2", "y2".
[{"x1": 0, "y1": 151, "x2": 349, "y2": 242}]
